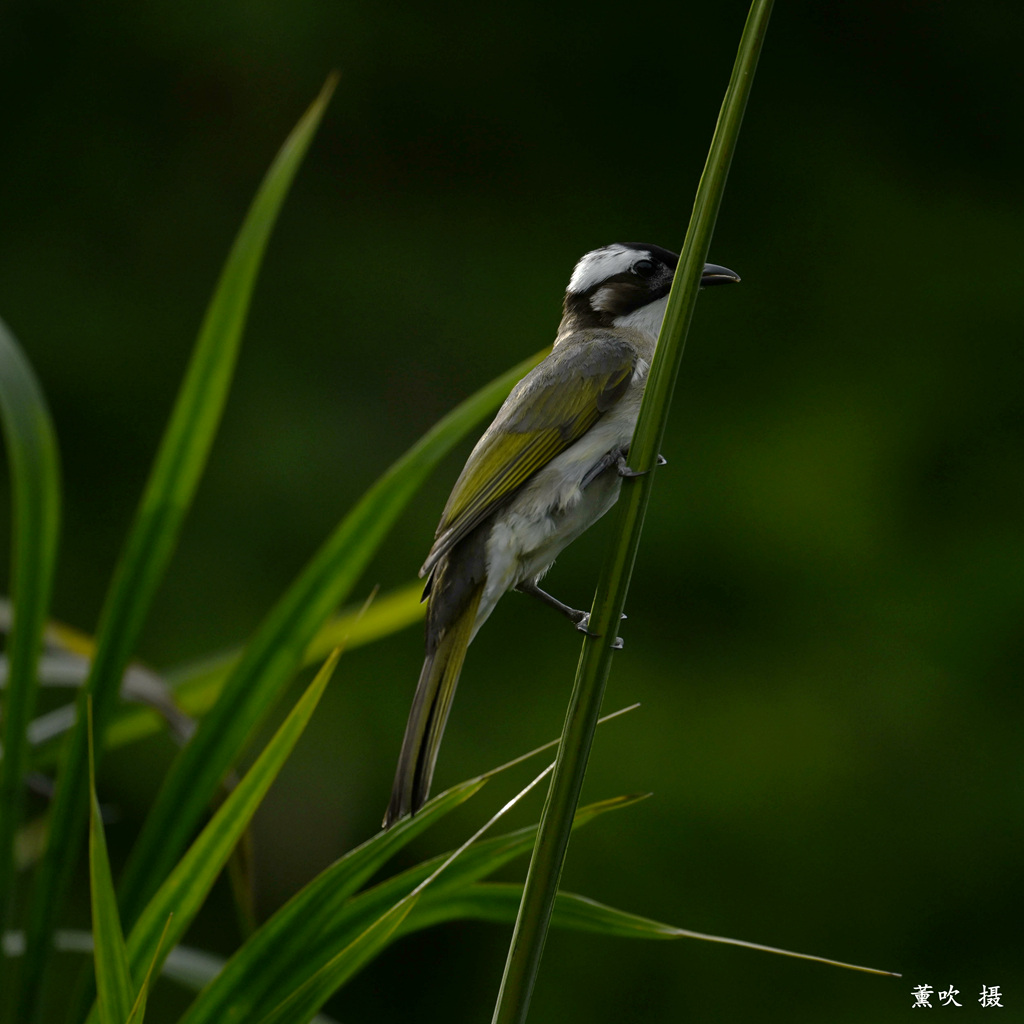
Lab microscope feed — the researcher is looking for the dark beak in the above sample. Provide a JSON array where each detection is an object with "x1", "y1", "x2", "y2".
[{"x1": 701, "y1": 262, "x2": 741, "y2": 286}]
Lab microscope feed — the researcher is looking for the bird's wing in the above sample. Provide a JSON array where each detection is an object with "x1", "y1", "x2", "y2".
[{"x1": 421, "y1": 333, "x2": 636, "y2": 579}]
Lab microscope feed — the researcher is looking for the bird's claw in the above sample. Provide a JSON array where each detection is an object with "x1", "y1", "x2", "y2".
[
  {"x1": 575, "y1": 613, "x2": 625, "y2": 648},
  {"x1": 617, "y1": 453, "x2": 668, "y2": 478}
]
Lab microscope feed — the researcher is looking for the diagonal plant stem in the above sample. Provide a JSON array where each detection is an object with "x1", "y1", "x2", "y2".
[{"x1": 491, "y1": 3, "x2": 774, "y2": 1022}]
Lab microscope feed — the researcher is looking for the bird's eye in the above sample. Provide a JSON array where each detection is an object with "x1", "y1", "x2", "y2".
[{"x1": 632, "y1": 258, "x2": 656, "y2": 279}]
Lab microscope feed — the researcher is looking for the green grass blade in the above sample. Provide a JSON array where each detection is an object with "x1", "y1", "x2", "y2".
[
  {"x1": 117, "y1": 347, "x2": 546, "y2": 925},
  {"x1": 182, "y1": 718, "x2": 637, "y2": 1024},
  {"x1": 82, "y1": 650, "x2": 338, "y2": 1024},
  {"x1": 252, "y1": 763, "x2": 559, "y2": 1024},
  {"x1": 405, "y1": 882, "x2": 690, "y2": 935},
  {"x1": 492, "y1": 6, "x2": 774, "y2": 1023},
  {"x1": 126, "y1": 654, "x2": 337, "y2": 984},
  {"x1": 0, "y1": 319, "x2": 61, "y2": 974},
  {"x1": 406, "y1": 884, "x2": 898, "y2": 976},
  {"x1": 178, "y1": 777, "x2": 484, "y2": 1024},
  {"x1": 16, "y1": 78, "x2": 337, "y2": 1022},
  {"x1": 87, "y1": 704, "x2": 134, "y2": 1024},
  {"x1": 124, "y1": 915, "x2": 173, "y2": 1024},
  {"x1": 216, "y1": 793, "x2": 642, "y2": 1022},
  {"x1": 366, "y1": 794, "x2": 643, "y2": 931}
]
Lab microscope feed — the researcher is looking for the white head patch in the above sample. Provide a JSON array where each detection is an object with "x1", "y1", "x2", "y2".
[{"x1": 567, "y1": 244, "x2": 647, "y2": 294}]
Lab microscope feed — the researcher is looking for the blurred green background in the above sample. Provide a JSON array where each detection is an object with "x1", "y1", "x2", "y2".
[{"x1": 2, "y1": 0, "x2": 1022, "y2": 1020}]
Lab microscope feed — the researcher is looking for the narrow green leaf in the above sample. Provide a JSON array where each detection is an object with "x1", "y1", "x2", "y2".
[
  {"x1": 118, "y1": 347, "x2": 546, "y2": 925},
  {"x1": 17, "y1": 78, "x2": 337, "y2": 1022},
  {"x1": 493, "y1": 6, "x2": 774, "y2": 1023},
  {"x1": 0, "y1": 319, "x2": 61, "y2": 965},
  {"x1": 179, "y1": 778, "x2": 486, "y2": 1024},
  {"x1": 206, "y1": 793, "x2": 641, "y2": 1023},
  {"x1": 84, "y1": 650, "x2": 337, "y2": 1024},
  {"x1": 182, "y1": 711, "x2": 640, "y2": 1024},
  {"x1": 320, "y1": 795, "x2": 646, "y2": 951},
  {"x1": 87, "y1": 703, "x2": 134, "y2": 1024},
  {"x1": 404, "y1": 884, "x2": 899, "y2": 976},
  {"x1": 125, "y1": 652, "x2": 336, "y2": 998},
  {"x1": 404, "y1": 882, "x2": 693, "y2": 936},
  {"x1": 125, "y1": 915, "x2": 173, "y2": 1024},
  {"x1": 252, "y1": 758, "x2": 558, "y2": 1024}
]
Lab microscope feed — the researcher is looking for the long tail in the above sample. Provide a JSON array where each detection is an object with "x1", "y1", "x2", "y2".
[{"x1": 383, "y1": 584, "x2": 483, "y2": 829}]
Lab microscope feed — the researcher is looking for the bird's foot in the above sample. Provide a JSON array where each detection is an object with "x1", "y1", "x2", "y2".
[
  {"x1": 574, "y1": 613, "x2": 625, "y2": 648},
  {"x1": 517, "y1": 582, "x2": 625, "y2": 645},
  {"x1": 617, "y1": 453, "x2": 667, "y2": 478},
  {"x1": 572, "y1": 611, "x2": 600, "y2": 637}
]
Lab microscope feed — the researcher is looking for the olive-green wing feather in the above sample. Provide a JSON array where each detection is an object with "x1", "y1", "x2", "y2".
[{"x1": 421, "y1": 333, "x2": 636, "y2": 578}]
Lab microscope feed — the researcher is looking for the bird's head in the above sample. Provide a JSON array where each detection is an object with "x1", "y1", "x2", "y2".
[{"x1": 558, "y1": 242, "x2": 739, "y2": 343}]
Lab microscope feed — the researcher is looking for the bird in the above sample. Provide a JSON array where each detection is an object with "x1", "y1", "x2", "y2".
[{"x1": 383, "y1": 242, "x2": 739, "y2": 828}]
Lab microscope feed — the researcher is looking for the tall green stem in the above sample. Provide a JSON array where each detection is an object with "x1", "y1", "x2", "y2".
[{"x1": 491, "y1": 4, "x2": 774, "y2": 1021}]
